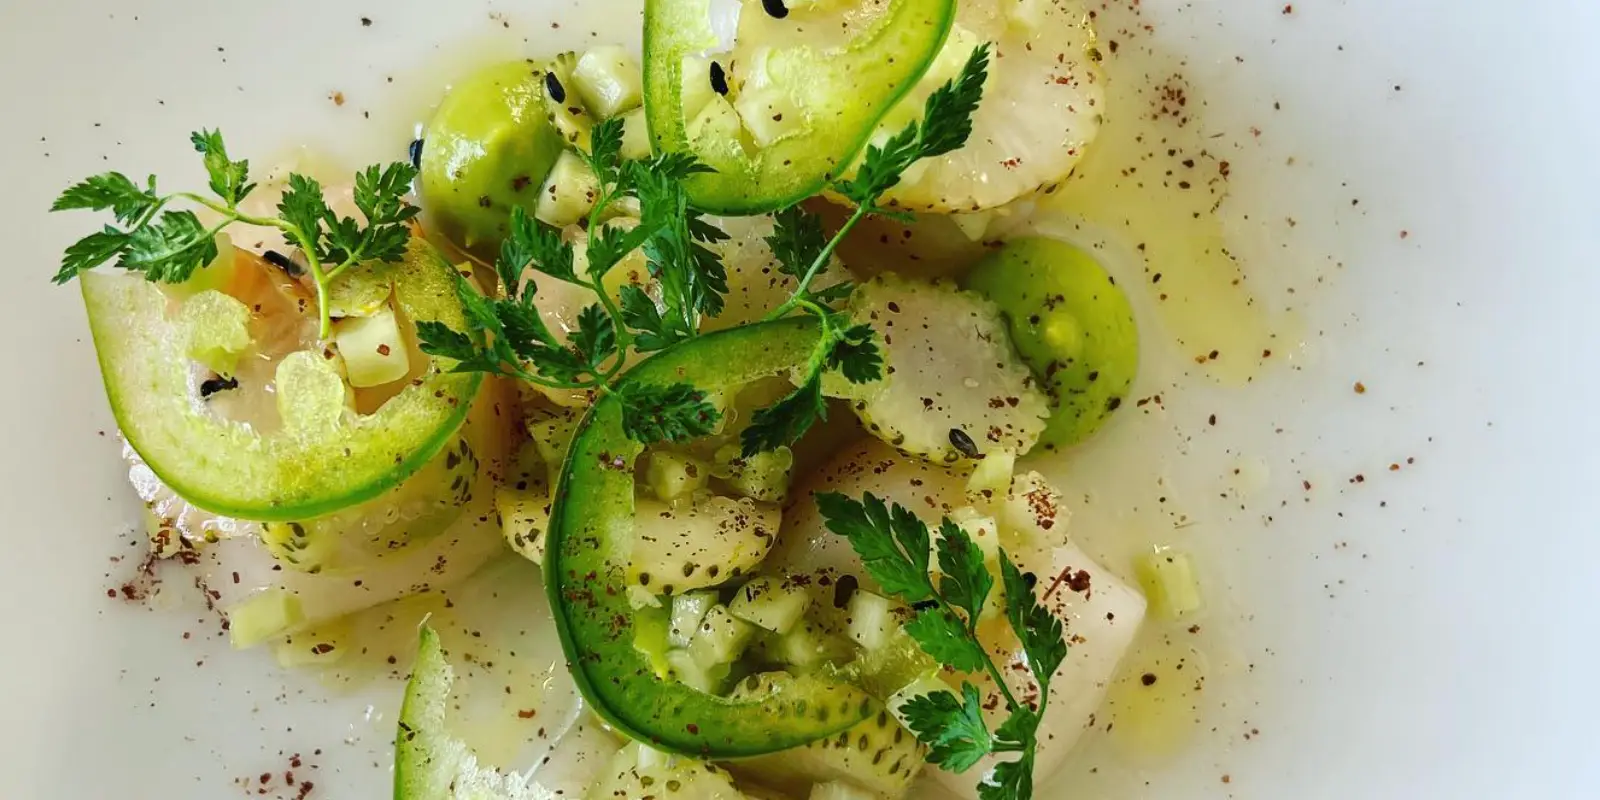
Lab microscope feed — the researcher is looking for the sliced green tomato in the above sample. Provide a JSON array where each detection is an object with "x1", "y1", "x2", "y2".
[
  {"x1": 547, "y1": 317, "x2": 875, "y2": 757},
  {"x1": 963, "y1": 237, "x2": 1139, "y2": 448},
  {"x1": 395, "y1": 626, "x2": 550, "y2": 800},
  {"x1": 643, "y1": 0, "x2": 957, "y2": 214},
  {"x1": 83, "y1": 238, "x2": 482, "y2": 522}
]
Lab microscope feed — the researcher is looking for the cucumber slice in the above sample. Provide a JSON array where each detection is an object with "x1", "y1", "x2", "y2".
[
  {"x1": 730, "y1": 673, "x2": 926, "y2": 799},
  {"x1": 547, "y1": 317, "x2": 875, "y2": 757},
  {"x1": 835, "y1": 274, "x2": 1050, "y2": 462},
  {"x1": 82, "y1": 237, "x2": 483, "y2": 521},
  {"x1": 591, "y1": 743, "x2": 750, "y2": 799},
  {"x1": 497, "y1": 442, "x2": 552, "y2": 566},
  {"x1": 644, "y1": 0, "x2": 957, "y2": 214},
  {"x1": 394, "y1": 626, "x2": 548, "y2": 799},
  {"x1": 177, "y1": 289, "x2": 250, "y2": 376},
  {"x1": 419, "y1": 60, "x2": 565, "y2": 259},
  {"x1": 964, "y1": 238, "x2": 1139, "y2": 449},
  {"x1": 729, "y1": 577, "x2": 812, "y2": 635},
  {"x1": 628, "y1": 494, "x2": 780, "y2": 596},
  {"x1": 809, "y1": 781, "x2": 877, "y2": 800}
]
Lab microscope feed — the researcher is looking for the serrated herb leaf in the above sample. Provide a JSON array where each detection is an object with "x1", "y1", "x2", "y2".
[
  {"x1": 51, "y1": 172, "x2": 160, "y2": 224},
  {"x1": 767, "y1": 204, "x2": 827, "y2": 280},
  {"x1": 935, "y1": 520, "x2": 993, "y2": 626},
  {"x1": 814, "y1": 492, "x2": 933, "y2": 602},
  {"x1": 55, "y1": 227, "x2": 132, "y2": 284},
  {"x1": 905, "y1": 607, "x2": 990, "y2": 674},
  {"x1": 119, "y1": 210, "x2": 217, "y2": 283},
  {"x1": 827, "y1": 322, "x2": 883, "y2": 384},
  {"x1": 191, "y1": 129, "x2": 255, "y2": 206},
  {"x1": 739, "y1": 374, "x2": 827, "y2": 458},
  {"x1": 901, "y1": 684, "x2": 993, "y2": 774},
  {"x1": 979, "y1": 756, "x2": 1034, "y2": 800},
  {"x1": 999, "y1": 552, "x2": 1068, "y2": 683},
  {"x1": 616, "y1": 382, "x2": 722, "y2": 444}
]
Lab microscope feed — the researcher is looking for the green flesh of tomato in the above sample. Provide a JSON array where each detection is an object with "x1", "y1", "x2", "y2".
[
  {"x1": 82, "y1": 238, "x2": 482, "y2": 522},
  {"x1": 547, "y1": 317, "x2": 876, "y2": 757},
  {"x1": 644, "y1": 0, "x2": 957, "y2": 215}
]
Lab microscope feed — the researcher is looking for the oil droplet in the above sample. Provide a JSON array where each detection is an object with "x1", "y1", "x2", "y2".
[{"x1": 1102, "y1": 628, "x2": 1208, "y2": 761}]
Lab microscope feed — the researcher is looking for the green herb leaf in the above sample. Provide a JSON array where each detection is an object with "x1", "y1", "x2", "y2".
[
  {"x1": 999, "y1": 552, "x2": 1068, "y2": 683},
  {"x1": 618, "y1": 284, "x2": 687, "y2": 352},
  {"x1": 767, "y1": 204, "x2": 828, "y2": 280},
  {"x1": 739, "y1": 374, "x2": 827, "y2": 458},
  {"x1": 900, "y1": 683, "x2": 994, "y2": 774},
  {"x1": 51, "y1": 172, "x2": 160, "y2": 224},
  {"x1": 585, "y1": 117, "x2": 627, "y2": 186},
  {"x1": 905, "y1": 607, "x2": 990, "y2": 674},
  {"x1": 616, "y1": 382, "x2": 722, "y2": 444},
  {"x1": 836, "y1": 45, "x2": 991, "y2": 206},
  {"x1": 501, "y1": 206, "x2": 578, "y2": 286},
  {"x1": 979, "y1": 756, "x2": 1034, "y2": 800},
  {"x1": 120, "y1": 210, "x2": 217, "y2": 283},
  {"x1": 993, "y1": 708, "x2": 1040, "y2": 750},
  {"x1": 827, "y1": 322, "x2": 883, "y2": 384},
  {"x1": 935, "y1": 520, "x2": 993, "y2": 627},
  {"x1": 571, "y1": 304, "x2": 619, "y2": 370},
  {"x1": 55, "y1": 227, "x2": 132, "y2": 284},
  {"x1": 813, "y1": 492, "x2": 933, "y2": 602},
  {"x1": 276, "y1": 173, "x2": 333, "y2": 259},
  {"x1": 190, "y1": 129, "x2": 256, "y2": 206}
]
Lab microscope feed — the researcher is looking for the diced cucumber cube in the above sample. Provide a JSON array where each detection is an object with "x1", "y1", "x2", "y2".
[
  {"x1": 666, "y1": 649, "x2": 728, "y2": 694},
  {"x1": 573, "y1": 45, "x2": 643, "y2": 119},
  {"x1": 846, "y1": 590, "x2": 900, "y2": 651},
  {"x1": 669, "y1": 591, "x2": 720, "y2": 649},
  {"x1": 774, "y1": 620, "x2": 855, "y2": 670},
  {"x1": 618, "y1": 108, "x2": 652, "y2": 161},
  {"x1": 729, "y1": 577, "x2": 812, "y2": 635},
  {"x1": 495, "y1": 484, "x2": 550, "y2": 565},
  {"x1": 966, "y1": 448, "x2": 1016, "y2": 495},
  {"x1": 713, "y1": 444, "x2": 794, "y2": 503},
  {"x1": 950, "y1": 210, "x2": 996, "y2": 242},
  {"x1": 680, "y1": 56, "x2": 719, "y2": 122},
  {"x1": 687, "y1": 95, "x2": 743, "y2": 145},
  {"x1": 646, "y1": 451, "x2": 710, "y2": 503},
  {"x1": 274, "y1": 351, "x2": 351, "y2": 434},
  {"x1": 688, "y1": 604, "x2": 755, "y2": 669},
  {"x1": 732, "y1": 49, "x2": 807, "y2": 148},
  {"x1": 534, "y1": 150, "x2": 600, "y2": 228},
  {"x1": 527, "y1": 409, "x2": 583, "y2": 488},
  {"x1": 334, "y1": 306, "x2": 411, "y2": 388},
  {"x1": 229, "y1": 588, "x2": 304, "y2": 649},
  {"x1": 1136, "y1": 549, "x2": 1203, "y2": 619}
]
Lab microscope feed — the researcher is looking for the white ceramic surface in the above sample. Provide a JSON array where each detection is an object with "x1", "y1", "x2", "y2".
[{"x1": 2, "y1": 0, "x2": 1597, "y2": 797}]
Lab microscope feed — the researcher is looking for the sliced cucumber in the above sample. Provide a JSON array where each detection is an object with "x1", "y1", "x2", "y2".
[
  {"x1": 628, "y1": 494, "x2": 780, "y2": 595},
  {"x1": 592, "y1": 743, "x2": 750, "y2": 799},
  {"x1": 177, "y1": 289, "x2": 250, "y2": 376},
  {"x1": 497, "y1": 443, "x2": 551, "y2": 565},
  {"x1": 730, "y1": 673, "x2": 926, "y2": 799},
  {"x1": 964, "y1": 238, "x2": 1139, "y2": 449},
  {"x1": 83, "y1": 238, "x2": 483, "y2": 521},
  {"x1": 834, "y1": 274, "x2": 1050, "y2": 462}
]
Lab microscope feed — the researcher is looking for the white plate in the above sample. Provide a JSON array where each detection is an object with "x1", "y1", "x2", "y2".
[{"x1": 2, "y1": 0, "x2": 1597, "y2": 797}]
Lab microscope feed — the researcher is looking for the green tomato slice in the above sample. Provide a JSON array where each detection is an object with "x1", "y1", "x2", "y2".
[
  {"x1": 547, "y1": 317, "x2": 875, "y2": 757},
  {"x1": 643, "y1": 0, "x2": 956, "y2": 215},
  {"x1": 82, "y1": 238, "x2": 482, "y2": 522}
]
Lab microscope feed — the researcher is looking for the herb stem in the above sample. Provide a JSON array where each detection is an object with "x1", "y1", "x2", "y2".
[{"x1": 765, "y1": 202, "x2": 871, "y2": 321}]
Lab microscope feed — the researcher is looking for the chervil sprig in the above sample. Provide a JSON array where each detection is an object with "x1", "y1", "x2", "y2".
[
  {"x1": 815, "y1": 490, "x2": 1067, "y2": 800},
  {"x1": 50, "y1": 129, "x2": 417, "y2": 338},
  {"x1": 742, "y1": 45, "x2": 991, "y2": 456}
]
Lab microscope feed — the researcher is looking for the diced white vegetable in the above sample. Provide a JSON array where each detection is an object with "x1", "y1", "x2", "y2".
[
  {"x1": 573, "y1": 45, "x2": 643, "y2": 119},
  {"x1": 535, "y1": 150, "x2": 600, "y2": 228},
  {"x1": 274, "y1": 620, "x2": 350, "y2": 668},
  {"x1": 680, "y1": 56, "x2": 720, "y2": 122},
  {"x1": 689, "y1": 95, "x2": 744, "y2": 144},
  {"x1": 732, "y1": 48, "x2": 806, "y2": 147},
  {"x1": 688, "y1": 604, "x2": 756, "y2": 669},
  {"x1": 1136, "y1": 549, "x2": 1203, "y2": 619},
  {"x1": 773, "y1": 620, "x2": 854, "y2": 670},
  {"x1": 618, "y1": 108, "x2": 653, "y2": 160},
  {"x1": 966, "y1": 449, "x2": 1016, "y2": 496},
  {"x1": 809, "y1": 781, "x2": 878, "y2": 800},
  {"x1": 228, "y1": 588, "x2": 304, "y2": 649},
  {"x1": 593, "y1": 743, "x2": 749, "y2": 799},
  {"x1": 665, "y1": 649, "x2": 727, "y2": 694},
  {"x1": 729, "y1": 577, "x2": 812, "y2": 635},
  {"x1": 846, "y1": 590, "x2": 899, "y2": 651},
  {"x1": 713, "y1": 443, "x2": 794, "y2": 503},
  {"x1": 334, "y1": 306, "x2": 411, "y2": 388}
]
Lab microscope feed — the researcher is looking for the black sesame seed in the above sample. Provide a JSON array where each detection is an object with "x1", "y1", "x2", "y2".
[
  {"x1": 199, "y1": 375, "x2": 239, "y2": 398},
  {"x1": 949, "y1": 428, "x2": 980, "y2": 458},
  {"x1": 762, "y1": 0, "x2": 790, "y2": 18},
  {"x1": 709, "y1": 61, "x2": 729, "y2": 96},
  {"x1": 263, "y1": 249, "x2": 304, "y2": 278},
  {"x1": 833, "y1": 574, "x2": 859, "y2": 609},
  {"x1": 545, "y1": 71, "x2": 567, "y2": 103},
  {"x1": 408, "y1": 138, "x2": 424, "y2": 170}
]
